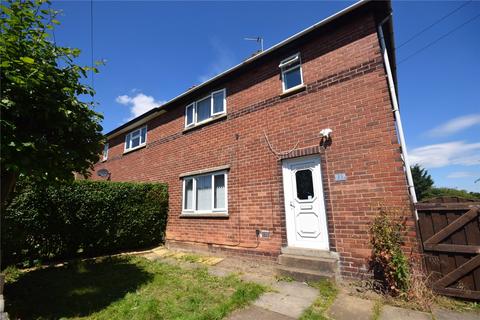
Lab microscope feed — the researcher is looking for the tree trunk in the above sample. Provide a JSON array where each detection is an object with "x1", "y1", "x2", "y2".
[
  {"x1": 1, "y1": 170, "x2": 17, "y2": 209},
  {"x1": 0, "y1": 169, "x2": 17, "y2": 301}
]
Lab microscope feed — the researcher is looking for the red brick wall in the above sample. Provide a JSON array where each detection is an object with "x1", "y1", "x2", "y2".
[{"x1": 92, "y1": 12, "x2": 419, "y2": 277}]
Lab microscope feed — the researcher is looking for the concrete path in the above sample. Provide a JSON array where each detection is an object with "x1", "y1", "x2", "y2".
[
  {"x1": 254, "y1": 281, "x2": 319, "y2": 318},
  {"x1": 228, "y1": 306, "x2": 294, "y2": 320},
  {"x1": 226, "y1": 281, "x2": 318, "y2": 320},
  {"x1": 431, "y1": 307, "x2": 480, "y2": 320},
  {"x1": 327, "y1": 293, "x2": 374, "y2": 320},
  {"x1": 379, "y1": 305, "x2": 431, "y2": 320},
  {"x1": 327, "y1": 293, "x2": 479, "y2": 320},
  {"x1": 209, "y1": 260, "x2": 319, "y2": 319}
]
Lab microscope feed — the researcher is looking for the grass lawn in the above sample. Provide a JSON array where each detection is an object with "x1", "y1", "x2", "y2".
[
  {"x1": 5, "y1": 256, "x2": 265, "y2": 320},
  {"x1": 300, "y1": 279, "x2": 338, "y2": 320}
]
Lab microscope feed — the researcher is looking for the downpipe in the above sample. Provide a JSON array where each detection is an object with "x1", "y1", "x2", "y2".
[{"x1": 378, "y1": 16, "x2": 419, "y2": 220}]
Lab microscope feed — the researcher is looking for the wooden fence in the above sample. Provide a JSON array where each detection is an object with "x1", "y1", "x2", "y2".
[{"x1": 416, "y1": 197, "x2": 480, "y2": 300}]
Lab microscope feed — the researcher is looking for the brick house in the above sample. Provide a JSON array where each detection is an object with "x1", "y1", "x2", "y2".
[{"x1": 92, "y1": 0, "x2": 419, "y2": 279}]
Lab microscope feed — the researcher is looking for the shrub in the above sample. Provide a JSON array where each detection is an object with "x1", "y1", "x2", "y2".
[
  {"x1": 2, "y1": 178, "x2": 168, "y2": 267},
  {"x1": 369, "y1": 207, "x2": 410, "y2": 296},
  {"x1": 423, "y1": 187, "x2": 480, "y2": 201}
]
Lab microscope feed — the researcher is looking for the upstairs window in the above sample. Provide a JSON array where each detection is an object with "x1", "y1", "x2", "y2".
[
  {"x1": 102, "y1": 143, "x2": 109, "y2": 161},
  {"x1": 212, "y1": 90, "x2": 226, "y2": 115},
  {"x1": 185, "y1": 103, "x2": 194, "y2": 127},
  {"x1": 124, "y1": 125, "x2": 147, "y2": 152},
  {"x1": 185, "y1": 89, "x2": 226, "y2": 128},
  {"x1": 196, "y1": 96, "x2": 211, "y2": 123},
  {"x1": 279, "y1": 53, "x2": 303, "y2": 92},
  {"x1": 182, "y1": 170, "x2": 228, "y2": 214}
]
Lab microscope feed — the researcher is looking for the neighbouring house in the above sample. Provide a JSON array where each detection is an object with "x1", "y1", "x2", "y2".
[{"x1": 92, "y1": 0, "x2": 420, "y2": 279}]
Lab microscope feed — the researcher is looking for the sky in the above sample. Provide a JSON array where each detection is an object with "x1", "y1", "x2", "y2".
[{"x1": 50, "y1": 0, "x2": 480, "y2": 192}]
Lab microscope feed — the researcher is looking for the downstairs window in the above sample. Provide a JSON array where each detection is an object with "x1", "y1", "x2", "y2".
[{"x1": 182, "y1": 170, "x2": 228, "y2": 214}]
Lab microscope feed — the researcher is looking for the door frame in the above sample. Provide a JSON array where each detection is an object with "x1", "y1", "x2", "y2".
[{"x1": 281, "y1": 155, "x2": 330, "y2": 250}]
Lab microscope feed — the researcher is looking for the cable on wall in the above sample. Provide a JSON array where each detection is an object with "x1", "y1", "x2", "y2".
[
  {"x1": 263, "y1": 130, "x2": 300, "y2": 160},
  {"x1": 320, "y1": 141, "x2": 336, "y2": 252}
]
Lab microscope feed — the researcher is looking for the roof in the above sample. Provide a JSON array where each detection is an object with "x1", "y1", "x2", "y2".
[{"x1": 106, "y1": 0, "x2": 395, "y2": 139}]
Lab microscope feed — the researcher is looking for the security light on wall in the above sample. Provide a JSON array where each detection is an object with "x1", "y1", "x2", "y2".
[
  {"x1": 319, "y1": 128, "x2": 333, "y2": 148},
  {"x1": 320, "y1": 128, "x2": 332, "y2": 138}
]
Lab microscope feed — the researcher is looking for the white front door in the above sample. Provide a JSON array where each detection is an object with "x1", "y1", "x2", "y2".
[{"x1": 282, "y1": 155, "x2": 329, "y2": 250}]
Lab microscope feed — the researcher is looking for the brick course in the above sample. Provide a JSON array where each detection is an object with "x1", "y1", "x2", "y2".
[{"x1": 91, "y1": 11, "x2": 419, "y2": 278}]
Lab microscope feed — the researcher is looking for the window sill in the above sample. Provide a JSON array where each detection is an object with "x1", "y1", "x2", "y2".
[
  {"x1": 123, "y1": 144, "x2": 146, "y2": 155},
  {"x1": 280, "y1": 84, "x2": 306, "y2": 98},
  {"x1": 183, "y1": 113, "x2": 227, "y2": 133},
  {"x1": 180, "y1": 212, "x2": 229, "y2": 218}
]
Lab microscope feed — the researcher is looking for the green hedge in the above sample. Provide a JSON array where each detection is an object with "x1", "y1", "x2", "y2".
[{"x1": 3, "y1": 179, "x2": 168, "y2": 267}]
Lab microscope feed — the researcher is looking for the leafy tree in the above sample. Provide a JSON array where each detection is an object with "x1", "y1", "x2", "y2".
[
  {"x1": 424, "y1": 187, "x2": 480, "y2": 201},
  {"x1": 411, "y1": 165, "x2": 480, "y2": 201},
  {"x1": 0, "y1": 0, "x2": 104, "y2": 204},
  {"x1": 411, "y1": 164, "x2": 434, "y2": 201}
]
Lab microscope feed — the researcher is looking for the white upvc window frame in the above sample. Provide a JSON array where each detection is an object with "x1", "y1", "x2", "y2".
[
  {"x1": 102, "y1": 143, "x2": 109, "y2": 161},
  {"x1": 185, "y1": 103, "x2": 195, "y2": 128},
  {"x1": 182, "y1": 170, "x2": 228, "y2": 215},
  {"x1": 280, "y1": 53, "x2": 304, "y2": 93},
  {"x1": 195, "y1": 94, "x2": 212, "y2": 125},
  {"x1": 124, "y1": 125, "x2": 147, "y2": 153},
  {"x1": 211, "y1": 88, "x2": 226, "y2": 116},
  {"x1": 184, "y1": 88, "x2": 227, "y2": 128}
]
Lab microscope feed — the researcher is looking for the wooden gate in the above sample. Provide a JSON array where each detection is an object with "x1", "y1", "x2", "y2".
[{"x1": 416, "y1": 197, "x2": 480, "y2": 300}]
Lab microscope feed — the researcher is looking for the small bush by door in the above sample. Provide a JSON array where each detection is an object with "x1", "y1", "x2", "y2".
[{"x1": 2, "y1": 179, "x2": 168, "y2": 267}]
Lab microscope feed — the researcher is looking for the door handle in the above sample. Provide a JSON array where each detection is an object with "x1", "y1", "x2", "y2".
[{"x1": 290, "y1": 201, "x2": 295, "y2": 208}]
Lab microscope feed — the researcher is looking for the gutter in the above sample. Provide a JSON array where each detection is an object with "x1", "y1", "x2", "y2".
[
  {"x1": 106, "y1": 0, "x2": 372, "y2": 139},
  {"x1": 377, "y1": 16, "x2": 419, "y2": 219}
]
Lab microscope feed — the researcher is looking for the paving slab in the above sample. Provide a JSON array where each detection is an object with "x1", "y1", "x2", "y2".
[
  {"x1": 271, "y1": 281, "x2": 319, "y2": 299},
  {"x1": 250, "y1": 281, "x2": 318, "y2": 318},
  {"x1": 227, "y1": 305, "x2": 294, "y2": 320},
  {"x1": 379, "y1": 305, "x2": 432, "y2": 320},
  {"x1": 254, "y1": 291, "x2": 315, "y2": 318},
  {"x1": 327, "y1": 293, "x2": 374, "y2": 320},
  {"x1": 432, "y1": 307, "x2": 480, "y2": 320}
]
